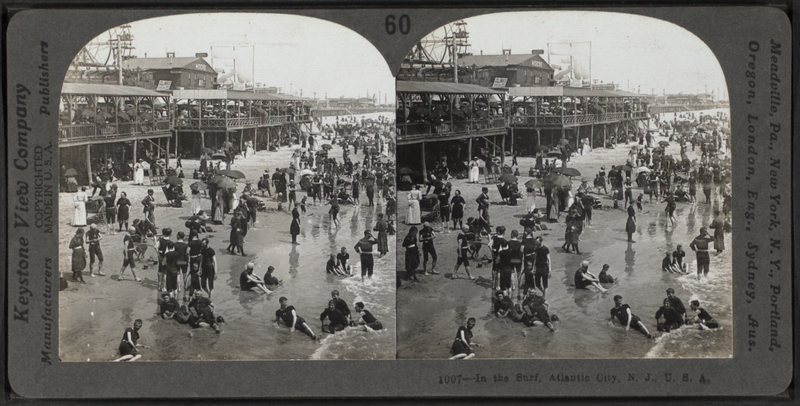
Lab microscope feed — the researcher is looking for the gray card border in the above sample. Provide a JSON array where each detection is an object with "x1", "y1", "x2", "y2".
[{"x1": 4, "y1": 5, "x2": 794, "y2": 399}]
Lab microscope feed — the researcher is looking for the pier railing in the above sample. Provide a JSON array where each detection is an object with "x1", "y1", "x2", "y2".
[
  {"x1": 509, "y1": 111, "x2": 648, "y2": 127},
  {"x1": 173, "y1": 114, "x2": 308, "y2": 130},
  {"x1": 397, "y1": 117, "x2": 506, "y2": 143},
  {"x1": 59, "y1": 120, "x2": 171, "y2": 143}
]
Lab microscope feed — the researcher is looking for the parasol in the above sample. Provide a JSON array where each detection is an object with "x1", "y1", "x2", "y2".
[
  {"x1": 202, "y1": 148, "x2": 215, "y2": 154},
  {"x1": 299, "y1": 169, "x2": 315, "y2": 177},
  {"x1": 284, "y1": 167, "x2": 296, "y2": 174},
  {"x1": 211, "y1": 153, "x2": 227, "y2": 160},
  {"x1": 552, "y1": 167, "x2": 581, "y2": 177},
  {"x1": 398, "y1": 167, "x2": 415, "y2": 175},
  {"x1": 222, "y1": 141, "x2": 234, "y2": 149},
  {"x1": 190, "y1": 181, "x2": 208, "y2": 191},
  {"x1": 544, "y1": 174, "x2": 572, "y2": 189},
  {"x1": 64, "y1": 168, "x2": 78, "y2": 177},
  {"x1": 499, "y1": 173, "x2": 518, "y2": 184},
  {"x1": 321, "y1": 144, "x2": 333, "y2": 150},
  {"x1": 537, "y1": 145, "x2": 551, "y2": 153},
  {"x1": 524, "y1": 179, "x2": 542, "y2": 189},
  {"x1": 636, "y1": 166, "x2": 651, "y2": 175},
  {"x1": 219, "y1": 169, "x2": 246, "y2": 179},
  {"x1": 401, "y1": 175, "x2": 413, "y2": 183},
  {"x1": 547, "y1": 150, "x2": 563, "y2": 158},
  {"x1": 214, "y1": 177, "x2": 236, "y2": 190},
  {"x1": 652, "y1": 147, "x2": 665, "y2": 154},
  {"x1": 620, "y1": 163, "x2": 633, "y2": 171},
  {"x1": 658, "y1": 141, "x2": 670, "y2": 147},
  {"x1": 81, "y1": 108, "x2": 97, "y2": 118},
  {"x1": 164, "y1": 176, "x2": 183, "y2": 186}
]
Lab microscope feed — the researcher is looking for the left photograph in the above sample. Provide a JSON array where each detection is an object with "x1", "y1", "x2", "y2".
[{"x1": 57, "y1": 13, "x2": 397, "y2": 361}]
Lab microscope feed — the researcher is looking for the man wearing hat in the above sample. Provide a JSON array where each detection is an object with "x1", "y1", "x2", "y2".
[
  {"x1": 419, "y1": 222, "x2": 438, "y2": 275},
  {"x1": 689, "y1": 227, "x2": 714, "y2": 279},
  {"x1": 239, "y1": 262, "x2": 271, "y2": 294}
]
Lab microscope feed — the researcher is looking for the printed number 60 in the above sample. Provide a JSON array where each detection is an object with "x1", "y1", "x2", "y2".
[{"x1": 386, "y1": 15, "x2": 410, "y2": 35}]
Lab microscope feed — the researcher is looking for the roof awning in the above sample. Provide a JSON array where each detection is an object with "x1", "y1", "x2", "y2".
[
  {"x1": 508, "y1": 86, "x2": 646, "y2": 98},
  {"x1": 172, "y1": 89, "x2": 300, "y2": 101},
  {"x1": 61, "y1": 83, "x2": 168, "y2": 97}
]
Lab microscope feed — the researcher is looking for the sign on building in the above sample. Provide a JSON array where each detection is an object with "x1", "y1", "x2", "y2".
[
  {"x1": 492, "y1": 77, "x2": 508, "y2": 88},
  {"x1": 156, "y1": 80, "x2": 172, "y2": 91}
]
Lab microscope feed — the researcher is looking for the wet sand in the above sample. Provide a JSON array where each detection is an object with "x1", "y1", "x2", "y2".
[
  {"x1": 397, "y1": 122, "x2": 732, "y2": 359},
  {"x1": 59, "y1": 114, "x2": 396, "y2": 361}
]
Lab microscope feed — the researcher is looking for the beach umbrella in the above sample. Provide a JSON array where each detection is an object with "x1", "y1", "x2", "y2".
[
  {"x1": 658, "y1": 141, "x2": 670, "y2": 147},
  {"x1": 64, "y1": 168, "x2": 78, "y2": 177},
  {"x1": 499, "y1": 173, "x2": 518, "y2": 184},
  {"x1": 524, "y1": 179, "x2": 542, "y2": 189},
  {"x1": 219, "y1": 169, "x2": 246, "y2": 179},
  {"x1": 214, "y1": 177, "x2": 236, "y2": 190},
  {"x1": 552, "y1": 167, "x2": 581, "y2": 177},
  {"x1": 299, "y1": 169, "x2": 315, "y2": 177},
  {"x1": 190, "y1": 181, "x2": 208, "y2": 191},
  {"x1": 164, "y1": 176, "x2": 183, "y2": 186}
]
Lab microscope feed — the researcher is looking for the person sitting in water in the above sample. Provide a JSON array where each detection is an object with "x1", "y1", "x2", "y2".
[
  {"x1": 187, "y1": 291, "x2": 222, "y2": 333},
  {"x1": 598, "y1": 264, "x2": 618, "y2": 284},
  {"x1": 262, "y1": 266, "x2": 282, "y2": 286},
  {"x1": 275, "y1": 296, "x2": 317, "y2": 339},
  {"x1": 672, "y1": 245, "x2": 687, "y2": 272},
  {"x1": 330, "y1": 290, "x2": 351, "y2": 322},
  {"x1": 492, "y1": 290, "x2": 514, "y2": 318},
  {"x1": 113, "y1": 319, "x2": 145, "y2": 362},
  {"x1": 655, "y1": 298, "x2": 684, "y2": 332},
  {"x1": 520, "y1": 293, "x2": 556, "y2": 332},
  {"x1": 336, "y1": 247, "x2": 351, "y2": 275},
  {"x1": 574, "y1": 261, "x2": 608, "y2": 292},
  {"x1": 662, "y1": 252, "x2": 682, "y2": 273},
  {"x1": 320, "y1": 300, "x2": 349, "y2": 334},
  {"x1": 352, "y1": 302, "x2": 383, "y2": 331},
  {"x1": 665, "y1": 288, "x2": 689, "y2": 323},
  {"x1": 449, "y1": 318, "x2": 483, "y2": 360},
  {"x1": 239, "y1": 262, "x2": 271, "y2": 294},
  {"x1": 689, "y1": 300, "x2": 719, "y2": 329},
  {"x1": 158, "y1": 292, "x2": 180, "y2": 319},
  {"x1": 326, "y1": 254, "x2": 347, "y2": 275},
  {"x1": 609, "y1": 295, "x2": 654, "y2": 338}
]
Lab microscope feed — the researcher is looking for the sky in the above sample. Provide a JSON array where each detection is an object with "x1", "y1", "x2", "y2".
[
  {"x1": 104, "y1": 13, "x2": 395, "y2": 100},
  {"x1": 454, "y1": 11, "x2": 728, "y2": 97}
]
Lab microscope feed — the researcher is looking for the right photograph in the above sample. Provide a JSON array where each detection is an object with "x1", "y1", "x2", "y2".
[{"x1": 395, "y1": 11, "x2": 732, "y2": 359}]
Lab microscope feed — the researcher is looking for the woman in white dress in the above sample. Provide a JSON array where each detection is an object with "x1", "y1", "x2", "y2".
[
  {"x1": 245, "y1": 141, "x2": 255, "y2": 158},
  {"x1": 469, "y1": 158, "x2": 480, "y2": 183},
  {"x1": 133, "y1": 160, "x2": 145, "y2": 185},
  {"x1": 73, "y1": 187, "x2": 88, "y2": 226},
  {"x1": 407, "y1": 185, "x2": 422, "y2": 225},
  {"x1": 190, "y1": 189, "x2": 202, "y2": 215},
  {"x1": 566, "y1": 189, "x2": 575, "y2": 211},
  {"x1": 525, "y1": 187, "x2": 536, "y2": 214}
]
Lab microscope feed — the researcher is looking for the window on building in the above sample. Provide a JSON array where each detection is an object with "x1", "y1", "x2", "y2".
[
  {"x1": 199, "y1": 79, "x2": 205, "y2": 87},
  {"x1": 534, "y1": 76, "x2": 542, "y2": 84}
]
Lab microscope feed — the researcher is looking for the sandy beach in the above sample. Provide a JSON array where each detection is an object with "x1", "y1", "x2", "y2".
[
  {"x1": 58, "y1": 113, "x2": 397, "y2": 361},
  {"x1": 397, "y1": 115, "x2": 732, "y2": 360}
]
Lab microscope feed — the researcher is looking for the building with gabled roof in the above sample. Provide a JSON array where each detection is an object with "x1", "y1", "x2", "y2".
[
  {"x1": 458, "y1": 51, "x2": 554, "y2": 89},
  {"x1": 122, "y1": 55, "x2": 218, "y2": 91}
]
